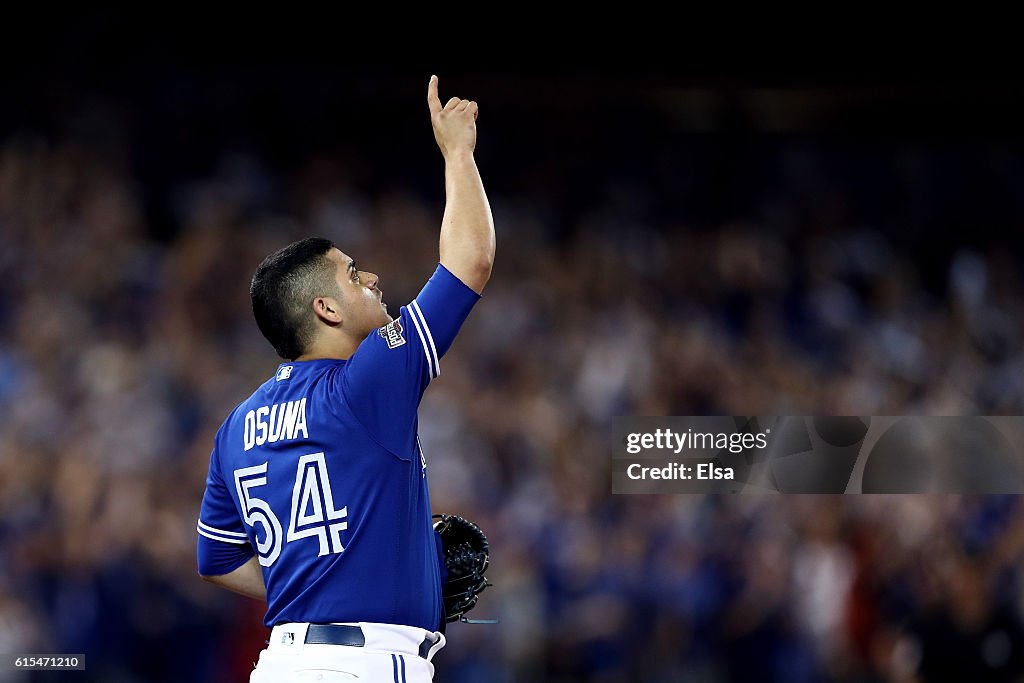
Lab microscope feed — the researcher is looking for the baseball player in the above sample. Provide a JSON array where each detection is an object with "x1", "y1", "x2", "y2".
[{"x1": 196, "y1": 75, "x2": 494, "y2": 682}]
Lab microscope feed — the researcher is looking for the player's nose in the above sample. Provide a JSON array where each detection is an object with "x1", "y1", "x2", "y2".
[{"x1": 364, "y1": 271, "x2": 379, "y2": 289}]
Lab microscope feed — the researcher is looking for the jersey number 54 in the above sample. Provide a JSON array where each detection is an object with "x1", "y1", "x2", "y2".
[{"x1": 234, "y1": 453, "x2": 348, "y2": 567}]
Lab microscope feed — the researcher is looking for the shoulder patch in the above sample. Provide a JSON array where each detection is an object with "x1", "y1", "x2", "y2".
[
  {"x1": 377, "y1": 319, "x2": 406, "y2": 349},
  {"x1": 276, "y1": 365, "x2": 293, "y2": 381}
]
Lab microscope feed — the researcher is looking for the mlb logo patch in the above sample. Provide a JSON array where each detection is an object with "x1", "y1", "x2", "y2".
[
  {"x1": 377, "y1": 320, "x2": 406, "y2": 349},
  {"x1": 276, "y1": 365, "x2": 293, "y2": 381}
]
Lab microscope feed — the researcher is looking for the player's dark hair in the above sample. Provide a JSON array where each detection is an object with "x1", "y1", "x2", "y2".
[{"x1": 250, "y1": 237, "x2": 341, "y2": 360}]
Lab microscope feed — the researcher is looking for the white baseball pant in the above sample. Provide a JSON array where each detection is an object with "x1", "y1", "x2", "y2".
[{"x1": 250, "y1": 622, "x2": 446, "y2": 682}]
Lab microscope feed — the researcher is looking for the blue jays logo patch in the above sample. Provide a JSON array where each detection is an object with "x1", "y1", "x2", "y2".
[{"x1": 377, "y1": 319, "x2": 406, "y2": 349}]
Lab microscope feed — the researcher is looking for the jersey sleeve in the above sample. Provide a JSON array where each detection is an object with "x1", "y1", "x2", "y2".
[
  {"x1": 197, "y1": 436, "x2": 255, "y2": 576},
  {"x1": 339, "y1": 264, "x2": 481, "y2": 454}
]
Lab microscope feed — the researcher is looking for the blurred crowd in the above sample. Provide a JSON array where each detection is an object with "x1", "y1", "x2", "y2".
[{"x1": 1, "y1": 116, "x2": 1024, "y2": 683}]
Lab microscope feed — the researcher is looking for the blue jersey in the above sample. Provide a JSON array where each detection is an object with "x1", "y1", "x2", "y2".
[{"x1": 197, "y1": 264, "x2": 480, "y2": 630}]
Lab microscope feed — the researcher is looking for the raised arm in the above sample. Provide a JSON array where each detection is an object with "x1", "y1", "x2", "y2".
[{"x1": 427, "y1": 75, "x2": 495, "y2": 294}]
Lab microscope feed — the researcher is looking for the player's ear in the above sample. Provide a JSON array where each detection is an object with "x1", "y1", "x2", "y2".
[{"x1": 312, "y1": 296, "x2": 343, "y2": 325}]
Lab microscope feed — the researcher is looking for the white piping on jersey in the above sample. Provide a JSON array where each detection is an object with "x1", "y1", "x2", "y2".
[
  {"x1": 198, "y1": 519, "x2": 247, "y2": 537},
  {"x1": 197, "y1": 519, "x2": 249, "y2": 544},
  {"x1": 406, "y1": 301, "x2": 439, "y2": 380},
  {"x1": 409, "y1": 299, "x2": 440, "y2": 378},
  {"x1": 197, "y1": 526, "x2": 249, "y2": 545}
]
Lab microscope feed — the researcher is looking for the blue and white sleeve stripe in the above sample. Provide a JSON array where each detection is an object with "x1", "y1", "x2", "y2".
[
  {"x1": 407, "y1": 299, "x2": 440, "y2": 380},
  {"x1": 197, "y1": 519, "x2": 249, "y2": 545}
]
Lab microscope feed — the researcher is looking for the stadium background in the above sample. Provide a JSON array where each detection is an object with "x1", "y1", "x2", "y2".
[{"x1": 2, "y1": 19, "x2": 1024, "y2": 683}]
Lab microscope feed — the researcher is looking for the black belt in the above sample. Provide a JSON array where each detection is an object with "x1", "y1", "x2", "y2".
[{"x1": 303, "y1": 624, "x2": 437, "y2": 659}]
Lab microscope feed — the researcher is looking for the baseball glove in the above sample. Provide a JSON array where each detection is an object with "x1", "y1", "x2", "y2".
[{"x1": 433, "y1": 514, "x2": 491, "y2": 623}]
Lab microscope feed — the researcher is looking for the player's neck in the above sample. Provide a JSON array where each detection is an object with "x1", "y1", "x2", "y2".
[{"x1": 295, "y1": 333, "x2": 360, "y2": 362}]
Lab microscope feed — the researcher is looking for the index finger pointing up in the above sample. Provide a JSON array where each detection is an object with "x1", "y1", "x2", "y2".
[{"x1": 427, "y1": 75, "x2": 441, "y2": 116}]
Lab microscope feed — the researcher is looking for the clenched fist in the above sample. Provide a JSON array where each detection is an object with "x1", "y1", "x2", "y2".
[{"x1": 427, "y1": 75, "x2": 478, "y2": 159}]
